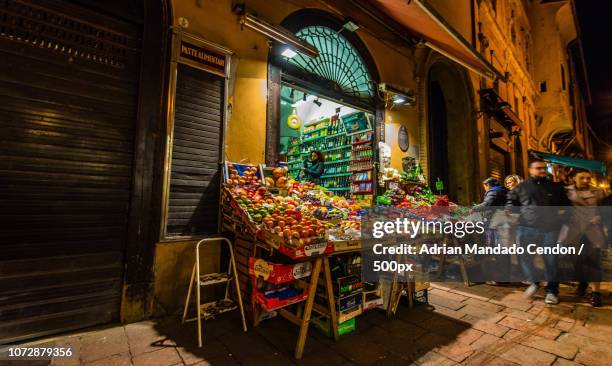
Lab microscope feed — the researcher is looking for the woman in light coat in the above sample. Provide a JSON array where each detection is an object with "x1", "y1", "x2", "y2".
[{"x1": 559, "y1": 169, "x2": 608, "y2": 307}]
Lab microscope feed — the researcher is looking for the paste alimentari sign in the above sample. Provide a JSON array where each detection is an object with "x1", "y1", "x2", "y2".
[{"x1": 179, "y1": 40, "x2": 227, "y2": 76}]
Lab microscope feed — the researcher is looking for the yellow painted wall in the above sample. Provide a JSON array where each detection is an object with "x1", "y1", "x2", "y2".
[
  {"x1": 152, "y1": 240, "x2": 221, "y2": 315},
  {"x1": 171, "y1": 0, "x2": 303, "y2": 164},
  {"x1": 159, "y1": 0, "x2": 424, "y2": 311},
  {"x1": 171, "y1": 0, "x2": 422, "y2": 165},
  {"x1": 384, "y1": 108, "x2": 421, "y2": 171},
  {"x1": 225, "y1": 59, "x2": 268, "y2": 163}
]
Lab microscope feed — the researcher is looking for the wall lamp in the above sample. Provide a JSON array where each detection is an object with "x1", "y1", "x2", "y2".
[
  {"x1": 238, "y1": 12, "x2": 319, "y2": 58},
  {"x1": 378, "y1": 83, "x2": 416, "y2": 106}
]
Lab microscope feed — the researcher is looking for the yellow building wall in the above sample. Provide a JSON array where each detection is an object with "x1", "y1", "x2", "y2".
[
  {"x1": 153, "y1": 240, "x2": 221, "y2": 315},
  {"x1": 384, "y1": 108, "x2": 420, "y2": 171},
  {"x1": 155, "y1": 0, "x2": 422, "y2": 315},
  {"x1": 171, "y1": 0, "x2": 303, "y2": 165},
  {"x1": 225, "y1": 59, "x2": 268, "y2": 163}
]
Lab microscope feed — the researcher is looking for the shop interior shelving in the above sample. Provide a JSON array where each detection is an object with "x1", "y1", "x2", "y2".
[
  {"x1": 349, "y1": 131, "x2": 374, "y2": 204},
  {"x1": 287, "y1": 115, "x2": 352, "y2": 195}
]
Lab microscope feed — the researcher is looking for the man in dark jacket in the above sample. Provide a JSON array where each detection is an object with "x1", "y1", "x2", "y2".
[
  {"x1": 473, "y1": 177, "x2": 508, "y2": 283},
  {"x1": 506, "y1": 159, "x2": 571, "y2": 304}
]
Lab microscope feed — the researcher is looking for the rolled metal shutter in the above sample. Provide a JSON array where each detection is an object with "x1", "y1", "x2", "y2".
[
  {"x1": 0, "y1": 0, "x2": 141, "y2": 343},
  {"x1": 166, "y1": 63, "x2": 224, "y2": 237},
  {"x1": 489, "y1": 146, "x2": 508, "y2": 182}
]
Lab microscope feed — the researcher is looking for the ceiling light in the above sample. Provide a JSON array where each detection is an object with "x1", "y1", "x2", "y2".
[
  {"x1": 239, "y1": 12, "x2": 319, "y2": 58},
  {"x1": 343, "y1": 20, "x2": 360, "y2": 32},
  {"x1": 380, "y1": 82, "x2": 416, "y2": 106},
  {"x1": 281, "y1": 47, "x2": 297, "y2": 58},
  {"x1": 392, "y1": 95, "x2": 407, "y2": 105}
]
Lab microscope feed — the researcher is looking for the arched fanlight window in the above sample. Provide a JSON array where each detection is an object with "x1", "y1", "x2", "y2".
[{"x1": 286, "y1": 26, "x2": 375, "y2": 100}]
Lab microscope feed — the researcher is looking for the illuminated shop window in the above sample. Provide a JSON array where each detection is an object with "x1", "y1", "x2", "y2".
[{"x1": 287, "y1": 26, "x2": 374, "y2": 99}]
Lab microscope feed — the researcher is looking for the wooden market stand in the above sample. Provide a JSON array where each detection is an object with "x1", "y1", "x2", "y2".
[
  {"x1": 222, "y1": 184, "x2": 372, "y2": 358},
  {"x1": 222, "y1": 198, "x2": 430, "y2": 359},
  {"x1": 219, "y1": 163, "x2": 477, "y2": 359}
]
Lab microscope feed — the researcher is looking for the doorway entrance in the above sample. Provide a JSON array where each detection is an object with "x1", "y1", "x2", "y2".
[{"x1": 427, "y1": 62, "x2": 476, "y2": 204}]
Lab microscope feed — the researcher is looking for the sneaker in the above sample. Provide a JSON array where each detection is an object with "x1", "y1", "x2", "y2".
[
  {"x1": 524, "y1": 283, "x2": 538, "y2": 299},
  {"x1": 591, "y1": 292, "x2": 601, "y2": 308},
  {"x1": 545, "y1": 293, "x2": 559, "y2": 305}
]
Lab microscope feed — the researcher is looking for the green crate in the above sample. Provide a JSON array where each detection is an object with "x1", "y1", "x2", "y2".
[{"x1": 311, "y1": 316, "x2": 356, "y2": 337}]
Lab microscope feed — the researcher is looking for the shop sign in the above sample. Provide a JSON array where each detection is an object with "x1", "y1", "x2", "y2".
[
  {"x1": 179, "y1": 40, "x2": 227, "y2": 76},
  {"x1": 435, "y1": 178, "x2": 444, "y2": 192},
  {"x1": 341, "y1": 111, "x2": 372, "y2": 135},
  {"x1": 398, "y1": 125, "x2": 409, "y2": 152}
]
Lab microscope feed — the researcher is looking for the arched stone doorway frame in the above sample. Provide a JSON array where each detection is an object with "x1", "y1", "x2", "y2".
[{"x1": 417, "y1": 50, "x2": 480, "y2": 205}]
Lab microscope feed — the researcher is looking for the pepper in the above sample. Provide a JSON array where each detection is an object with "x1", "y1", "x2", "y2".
[{"x1": 376, "y1": 196, "x2": 391, "y2": 205}]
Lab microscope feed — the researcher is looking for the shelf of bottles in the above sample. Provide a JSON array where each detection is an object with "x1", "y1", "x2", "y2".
[
  {"x1": 349, "y1": 131, "x2": 374, "y2": 200},
  {"x1": 287, "y1": 115, "x2": 353, "y2": 196}
]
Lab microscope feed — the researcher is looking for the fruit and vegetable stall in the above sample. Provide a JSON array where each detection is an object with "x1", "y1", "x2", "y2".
[{"x1": 221, "y1": 161, "x2": 464, "y2": 359}]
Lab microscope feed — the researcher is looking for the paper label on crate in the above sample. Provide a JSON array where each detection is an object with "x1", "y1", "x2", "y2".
[
  {"x1": 303, "y1": 242, "x2": 328, "y2": 256},
  {"x1": 347, "y1": 240, "x2": 360, "y2": 248},
  {"x1": 292, "y1": 262, "x2": 312, "y2": 279},
  {"x1": 252, "y1": 259, "x2": 273, "y2": 280}
]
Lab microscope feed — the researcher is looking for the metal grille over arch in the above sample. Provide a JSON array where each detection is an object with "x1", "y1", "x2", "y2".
[{"x1": 285, "y1": 26, "x2": 375, "y2": 101}]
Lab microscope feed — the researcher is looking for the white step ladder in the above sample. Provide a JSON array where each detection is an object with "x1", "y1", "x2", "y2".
[{"x1": 181, "y1": 237, "x2": 247, "y2": 347}]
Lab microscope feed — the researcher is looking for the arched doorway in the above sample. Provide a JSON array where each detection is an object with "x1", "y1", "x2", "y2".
[
  {"x1": 266, "y1": 9, "x2": 381, "y2": 202},
  {"x1": 427, "y1": 61, "x2": 476, "y2": 205}
]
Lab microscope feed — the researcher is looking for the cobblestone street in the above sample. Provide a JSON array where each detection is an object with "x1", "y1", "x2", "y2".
[{"x1": 6, "y1": 283, "x2": 611, "y2": 366}]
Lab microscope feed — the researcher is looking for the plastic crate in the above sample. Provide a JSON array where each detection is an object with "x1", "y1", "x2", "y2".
[
  {"x1": 311, "y1": 316, "x2": 356, "y2": 337},
  {"x1": 249, "y1": 257, "x2": 312, "y2": 285},
  {"x1": 338, "y1": 305, "x2": 362, "y2": 323},
  {"x1": 254, "y1": 287, "x2": 309, "y2": 312},
  {"x1": 337, "y1": 292, "x2": 362, "y2": 312}
]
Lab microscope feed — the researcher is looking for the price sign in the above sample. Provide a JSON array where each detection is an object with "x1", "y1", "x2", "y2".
[{"x1": 435, "y1": 178, "x2": 444, "y2": 192}]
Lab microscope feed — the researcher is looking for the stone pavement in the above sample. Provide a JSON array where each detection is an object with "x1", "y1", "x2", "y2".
[{"x1": 5, "y1": 283, "x2": 611, "y2": 366}]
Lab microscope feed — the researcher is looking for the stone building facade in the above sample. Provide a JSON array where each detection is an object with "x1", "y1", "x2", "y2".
[{"x1": 0, "y1": 0, "x2": 594, "y2": 343}]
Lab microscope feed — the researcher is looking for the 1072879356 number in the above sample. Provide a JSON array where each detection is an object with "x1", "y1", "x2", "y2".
[{"x1": 3, "y1": 347, "x2": 74, "y2": 359}]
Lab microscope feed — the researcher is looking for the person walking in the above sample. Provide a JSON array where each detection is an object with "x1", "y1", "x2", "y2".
[
  {"x1": 473, "y1": 177, "x2": 508, "y2": 283},
  {"x1": 473, "y1": 177, "x2": 508, "y2": 212},
  {"x1": 558, "y1": 169, "x2": 608, "y2": 307},
  {"x1": 504, "y1": 175, "x2": 523, "y2": 191},
  {"x1": 486, "y1": 175, "x2": 523, "y2": 282},
  {"x1": 506, "y1": 159, "x2": 571, "y2": 304}
]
